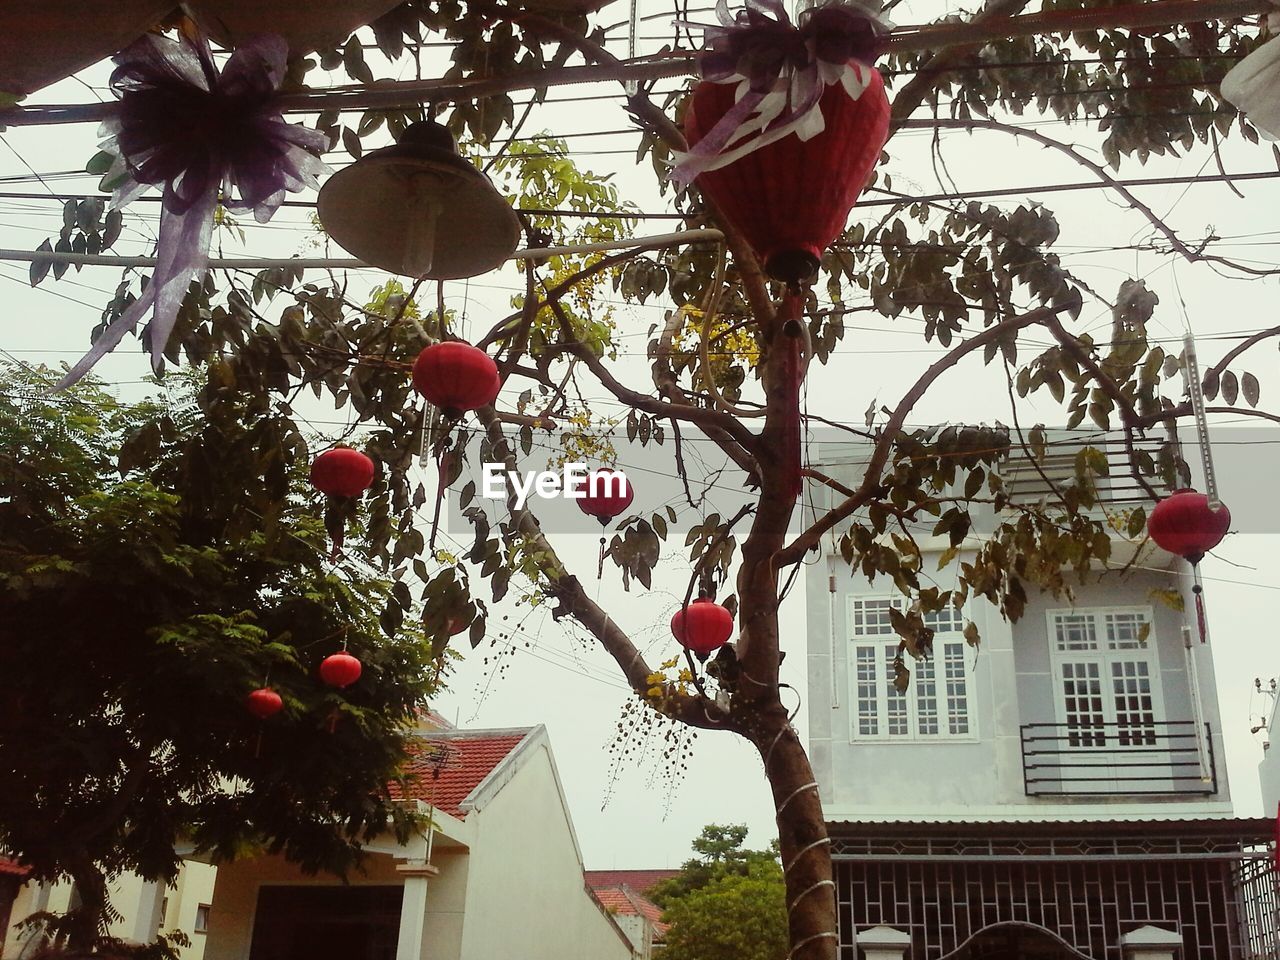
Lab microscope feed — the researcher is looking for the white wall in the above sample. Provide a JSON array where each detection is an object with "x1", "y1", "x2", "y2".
[
  {"x1": 457, "y1": 737, "x2": 634, "y2": 960},
  {"x1": 200, "y1": 733, "x2": 633, "y2": 960}
]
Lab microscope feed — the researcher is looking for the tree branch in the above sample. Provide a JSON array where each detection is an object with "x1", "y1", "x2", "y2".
[
  {"x1": 903, "y1": 118, "x2": 1280, "y2": 277},
  {"x1": 548, "y1": 299, "x2": 761, "y2": 449},
  {"x1": 777, "y1": 305, "x2": 1062, "y2": 565},
  {"x1": 472, "y1": 405, "x2": 731, "y2": 730}
]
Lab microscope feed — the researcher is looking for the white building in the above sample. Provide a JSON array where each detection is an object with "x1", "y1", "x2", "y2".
[
  {"x1": 2, "y1": 863, "x2": 217, "y2": 960},
  {"x1": 804, "y1": 434, "x2": 1279, "y2": 960},
  {"x1": 202, "y1": 722, "x2": 634, "y2": 960},
  {"x1": 3, "y1": 720, "x2": 634, "y2": 960}
]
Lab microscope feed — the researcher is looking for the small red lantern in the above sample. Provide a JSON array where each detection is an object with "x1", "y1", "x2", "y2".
[
  {"x1": 320, "y1": 652, "x2": 363, "y2": 688},
  {"x1": 310, "y1": 448, "x2": 376, "y2": 498},
  {"x1": 412, "y1": 342, "x2": 502, "y2": 416},
  {"x1": 1146, "y1": 488, "x2": 1231, "y2": 565},
  {"x1": 245, "y1": 687, "x2": 284, "y2": 719},
  {"x1": 576, "y1": 469, "x2": 634, "y2": 526},
  {"x1": 684, "y1": 66, "x2": 890, "y2": 284},
  {"x1": 671, "y1": 596, "x2": 734, "y2": 660}
]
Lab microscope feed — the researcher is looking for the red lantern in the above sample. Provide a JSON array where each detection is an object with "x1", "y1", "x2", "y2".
[
  {"x1": 320, "y1": 652, "x2": 363, "y2": 688},
  {"x1": 1147, "y1": 488, "x2": 1231, "y2": 564},
  {"x1": 685, "y1": 66, "x2": 890, "y2": 284},
  {"x1": 310, "y1": 448, "x2": 376, "y2": 498},
  {"x1": 245, "y1": 687, "x2": 284, "y2": 719},
  {"x1": 576, "y1": 469, "x2": 634, "y2": 526},
  {"x1": 413, "y1": 342, "x2": 502, "y2": 416},
  {"x1": 671, "y1": 596, "x2": 734, "y2": 660}
]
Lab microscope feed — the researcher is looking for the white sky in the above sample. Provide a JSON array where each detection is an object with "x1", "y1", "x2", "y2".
[{"x1": 1, "y1": 0, "x2": 1278, "y2": 868}]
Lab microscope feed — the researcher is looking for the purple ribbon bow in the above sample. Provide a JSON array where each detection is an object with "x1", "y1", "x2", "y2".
[
  {"x1": 55, "y1": 31, "x2": 329, "y2": 391},
  {"x1": 670, "y1": 0, "x2": 889, "y2": 187}
]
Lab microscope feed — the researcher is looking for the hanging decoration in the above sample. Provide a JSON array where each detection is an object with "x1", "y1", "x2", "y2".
[
  {"x1": 54, "y1": 30, "x2": 328, "y2": 391},
  {"x1": 186, "y1": 0, "x2": 403, "y2": 56},
  {"x1": 575, "y1": 468, "x2": 635, "y2": 577},
  {"x1": 1, "y1": 1, "x2": 173, "y2": 98},
  {"x1": 1147, "y1": 332, "x2": 1232, "y2": 643},
  {"x1": 576, "y1": 469, "x2": 635, "y2": 525},
  {"x1": 412, "y1": 342, "x2": 502, "y2": 418},
  {"x1": 673, "y1": 0, "x2": 892, "y2": 283},
  {"x1": 1147, "y1": 487, "x2": 1230, "y2": 644},
  {"x1": 310, "y1": 447, "x2": 376, "y2": 498},
  {"x1": 671, "y1": 596, "x2": 734, "y2": 660},
  {"x1": 1221, "y1": 7, "x2": 1280, "y2": 140},
  {"x1": 244, "y1": 686, "x2": 284, "y2": 719},
  {"x1": 412, "y1": 341, "x2": 501, "y2": 549},
  {"x1": 310, "y1": 447, "x2": 376, "y2": 559},
  {"x1": 1146, "y1": 488, "x2": 1231, "y2": 565},
  {"x1": 317, "y1": 120, "x2": 521, "y2": 281},
  {"x1": 319, "y1": 651, "x2": 363, "y2": 688}
]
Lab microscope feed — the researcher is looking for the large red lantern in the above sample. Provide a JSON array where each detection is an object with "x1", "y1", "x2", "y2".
[
  {"x1": 310, "y1": 447, "x2": 376, "y2": 498},
  {"x1": 1147, "y1": 488, "x2": 1231, "y2": 565},
  {"x1": 684, "y1": 66, "x2": 890, "y2": 284},
  {"x1": 245, "y1": 687, "x2": 284, "y2": 719},
  {"x1": 320, "y1": 652, "x2": 363, "y2": 688},
  {"x1": 671, "y1": 596, "x2": 734, "y2": 660},
  {"x1": 576, "y1": 469, "x2": 634, "y2": 526},
  {"x1": 412, "y1": 342, "x2": 502, "y2": 417}
]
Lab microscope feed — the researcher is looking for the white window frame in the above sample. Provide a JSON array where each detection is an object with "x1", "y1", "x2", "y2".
[
  {"x1": 847, "y1": 596, "x2": 977, "y2": 743},
  {"x1": 1045, "y1": 605, "x2": 1165, "y2": 737}
]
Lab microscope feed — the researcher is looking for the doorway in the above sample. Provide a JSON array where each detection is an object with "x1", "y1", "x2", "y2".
[{"x1": 248, "y1": 885, "x2": 403, "y2": 960}]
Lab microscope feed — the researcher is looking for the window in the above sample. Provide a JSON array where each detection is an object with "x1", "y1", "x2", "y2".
[
  {"x1": 194, "y1": 904, "x2": 211, "y2": 934},
  {"x1": 1048, "y1": 606, "x2": 1160, "y2": 748},
  {"x1": 849, "y1": 597, "x2": 973, "y2": 741}
]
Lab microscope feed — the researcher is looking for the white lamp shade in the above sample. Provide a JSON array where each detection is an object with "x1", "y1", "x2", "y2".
[
  {"x1": 317, "y1": 122, "x2": 521, "y2": 280},
  {"x1": 185, "y1": 0, "x2": 402, "y2": 54},
  {"x1": 1221, "y1": 36, "x2": 1280, "y2": 140},
  {"x1": 1, "y1": 1, "x2": 174, "y2": 96}
]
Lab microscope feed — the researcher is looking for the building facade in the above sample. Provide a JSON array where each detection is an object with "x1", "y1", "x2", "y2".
[{"x1": 804, "y1": 437, "x2": 1279, "y2": 960}]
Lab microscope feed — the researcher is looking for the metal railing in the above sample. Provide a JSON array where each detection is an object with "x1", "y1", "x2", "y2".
[{"x1": 1020, "y1": 721, "x2": 1218, "y2": 797}]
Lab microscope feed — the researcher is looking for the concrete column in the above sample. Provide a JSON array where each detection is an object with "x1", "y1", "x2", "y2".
[
  {"x1": 857, "y1": 925, "x2": 911, "y2": 960},
  {"x1": 394, "y1": 863, "x2": 439, "y2": 960},
  {"x1": 1121, "y1": 925, "x2": 1183, "y2": 960},
  {"x1": 127, "y1": 880, "x2": 166, "y2": 944}
]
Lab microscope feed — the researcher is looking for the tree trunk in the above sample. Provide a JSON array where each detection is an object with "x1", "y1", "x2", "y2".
[
  {"x1": 755, "y1": 709, "x2": 838, "y2": 960},
  {"x1": 64, "y1": 858, "x2": 109, "y2": 952}
]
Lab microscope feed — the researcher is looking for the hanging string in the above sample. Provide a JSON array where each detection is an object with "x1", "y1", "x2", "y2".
[{"x1": 1192, "y1": 572, "x2": 1209, "y2": 644}]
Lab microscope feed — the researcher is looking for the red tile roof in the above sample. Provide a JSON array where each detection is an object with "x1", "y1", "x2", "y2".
[
  {"x1": 389, "y1": 730, "x2": 531, "y2": 819},
  {"x1": 585, "y1": 869, "x2": 679, "y2": 894},
  {"x1": 590, "y1": 885, "x2": 668, "y2": 935}
]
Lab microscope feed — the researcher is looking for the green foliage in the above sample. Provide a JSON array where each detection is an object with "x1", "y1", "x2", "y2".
[
  {"x1": 649, "y1": 824, "x2": 782, "y2": 909},
  {"x1": 0, "y1": 364, "x2": 440, "y2": 945},
  {"x1": 659, "y1": 860, "x2": 788, "y2": 960}
]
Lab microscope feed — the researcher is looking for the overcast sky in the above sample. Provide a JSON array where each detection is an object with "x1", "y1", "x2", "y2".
[{"x1": 1, "y1": 0, "x2": 1277, "y2": 869}]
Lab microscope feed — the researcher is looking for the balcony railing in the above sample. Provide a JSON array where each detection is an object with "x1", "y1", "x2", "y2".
[{"x1": 1020, "y1": 721, "x2": 1218, "y2": 797}]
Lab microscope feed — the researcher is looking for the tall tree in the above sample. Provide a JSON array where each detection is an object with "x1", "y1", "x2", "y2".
[
  {"x1": 0, "y1": 365, "x2": 439, "y2": 950},
  {"x1": 13, "y1": 2, "x2": 1280, "y2": 957},
  {"x1": 660, "y1": 861, "x2": 788, "y2": 960},
  {"x1": 649, "y1": 824, "x2": 781, "y2": 909}
]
